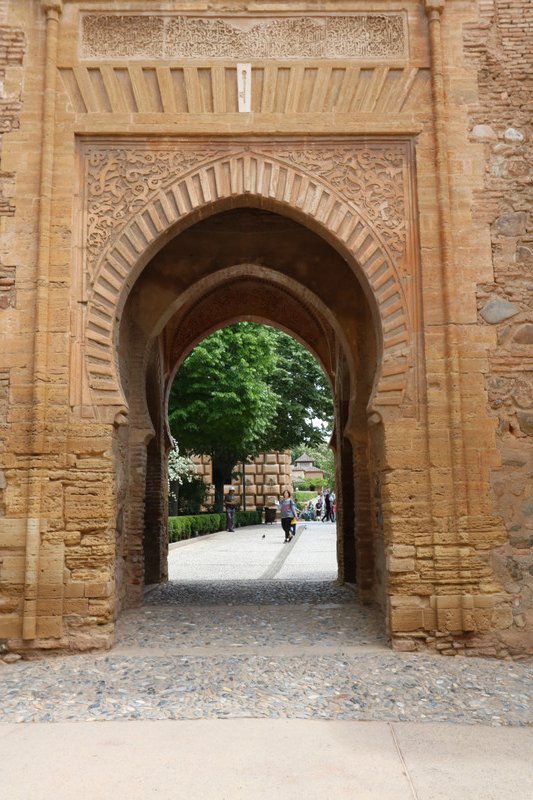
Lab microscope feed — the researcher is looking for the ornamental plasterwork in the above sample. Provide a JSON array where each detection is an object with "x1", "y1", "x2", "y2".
[
  {"x1": 84, "y1": 147, "x2": 227, "y2": 272},
  {"x1": 80, "y1": 14, "x2": 407, "y2": 60},
  {"x1": 84, "y1": 143, "x2": 408, "y2": 275},
  {"x1": 269, "y1": 146, "x2": 407, "y2": 262}
]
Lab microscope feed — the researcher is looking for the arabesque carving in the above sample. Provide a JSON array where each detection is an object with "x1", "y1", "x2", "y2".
[
  {"x1": 80, "y1": 14, "x2": 407, "y2": 60},
  {"x1": 80, "y1": 141, "x2": 416, "y2": 419},
  {"x1": 85, "y1": 142, "x2": 408, "y2": 274},
  {"x1": 85, "y1": 148, "x2": 226, "y2": 271},
  {"x1": 269, "y1": 147, "x2": 407, "y2": 262}
]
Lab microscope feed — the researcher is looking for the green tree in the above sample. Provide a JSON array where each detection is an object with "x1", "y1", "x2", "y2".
[
  {"x1": 169, "y1": 324, "x2": 279, "y2": 511},
  {"x1": 265, "y1": 329, "x2": 333, "y2": 451},
  {"x1": 169, "y1": 323, "x2": 333, "y2": 511}
]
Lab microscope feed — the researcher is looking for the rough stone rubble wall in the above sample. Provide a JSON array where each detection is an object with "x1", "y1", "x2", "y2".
[{"x1": 466, "y1": 0, "x2": 533, "y2": 652}]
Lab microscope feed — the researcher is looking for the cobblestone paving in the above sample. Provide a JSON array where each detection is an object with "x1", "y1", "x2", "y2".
[{"x1": 1, "y1": 526, "x2": 532, "y2": 726}]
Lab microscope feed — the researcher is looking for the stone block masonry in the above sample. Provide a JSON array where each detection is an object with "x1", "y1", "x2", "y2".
[{"x1": 193, "y1": 452, "x2": 293, "y2": 510}]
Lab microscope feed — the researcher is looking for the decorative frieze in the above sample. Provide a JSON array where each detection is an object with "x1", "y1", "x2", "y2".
[
  {"x1": 80, "y1": 14, "x2": 408, "y2": 61},
  {"x1": 84, "y1": 141, "x2": 408, "y2": 273}
]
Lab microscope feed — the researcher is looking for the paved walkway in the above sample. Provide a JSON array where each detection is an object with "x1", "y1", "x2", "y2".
[
  {"x1": 167, "y1": 519, "x2": 338, "y2": 581},
  {"x1": 1, "y1": 522, "x2": 533, "y2": 798},
  {"x1": 2, "y1": 719, "x2": 533, "y2": 800}
]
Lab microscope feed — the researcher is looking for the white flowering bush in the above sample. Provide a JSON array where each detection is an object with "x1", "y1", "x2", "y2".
[{"x1": 167, "y1": 446, "x2": 196, "y2": 502}]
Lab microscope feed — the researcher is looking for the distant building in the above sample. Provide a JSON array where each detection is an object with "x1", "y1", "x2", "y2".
[{"x1": 291, "y1": 454, "x2": 324, "y2": 483}]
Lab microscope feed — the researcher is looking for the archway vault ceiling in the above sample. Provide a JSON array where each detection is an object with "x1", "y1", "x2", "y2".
[{"x1": 163, "y1": 274, "x2": 337, "y2": 387}]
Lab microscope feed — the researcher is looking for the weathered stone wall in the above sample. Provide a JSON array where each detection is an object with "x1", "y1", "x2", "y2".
[
  {"x1": 466, "y1": 0, "x2": 533, "y2": 654},
  {"x1": 0, "y1": 3, "x2": 24, "y2": 637}
]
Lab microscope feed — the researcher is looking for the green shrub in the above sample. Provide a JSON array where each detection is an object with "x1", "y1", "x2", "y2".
[
  {"x1": 168, "y1": 514, "x2": 222, "y2": 542},
  {"x1": 168, "y1": 510, "x2": 261, "y2": 542},
  {"x1": 235, "y1": 510, "x2": 262, "y2": 527},
  {"x1": 293, "y1": 477, "x2": 327, "y2": 491},
  {"x1": 175, "y1": 476, "x2": 209, "y2": 515},
  {"x1": 294, "y1": 491, "x2": 315, "y2": 504}
]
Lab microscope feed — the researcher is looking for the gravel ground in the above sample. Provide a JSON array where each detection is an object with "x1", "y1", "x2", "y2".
[{"x1": 1, "y1": 527, "x2": 532, "y2": 727}]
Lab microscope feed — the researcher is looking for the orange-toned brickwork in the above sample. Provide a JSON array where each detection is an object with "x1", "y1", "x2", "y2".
[{"x1": 0, "y1": 0, "x2": 530, "y2": 658}]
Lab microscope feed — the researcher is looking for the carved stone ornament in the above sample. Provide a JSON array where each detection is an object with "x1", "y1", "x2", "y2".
[
  {"x1": 270, "y1": 147, "x2": 407, "y2": 262},
  {"x1": 84, "y1": 142, "x2": 408, "y2": 276},
  {"x1": 84, "y1": 148, "x2": 227, "y2": 272},
  {"x1": 80, "y1": 140, "x2": 417, "y2": 418},
  {"x1": 80, "y1": 14, "x2": 408, "y2": 61}
]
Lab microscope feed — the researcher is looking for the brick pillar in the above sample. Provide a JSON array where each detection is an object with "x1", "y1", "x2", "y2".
[{"x1": 143, "y1": 435, "x2": 168, "y2": 586}]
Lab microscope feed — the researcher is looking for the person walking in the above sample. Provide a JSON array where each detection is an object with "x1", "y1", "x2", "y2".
[
  {"x1": 323, "y1": 490, "x2": 332, "y2": 522},
  {"x1": 224, "y1": 487, "x2": 238, "y2": 532},
  {"x1": 329, "y1": 490, "x2": 336, "y2": 522},
  {"x1": 279, "y1": 489, "x2": 298, "y2": 542}
]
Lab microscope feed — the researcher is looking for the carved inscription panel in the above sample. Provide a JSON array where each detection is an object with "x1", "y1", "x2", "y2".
[{"x1": 80, "y1": 14, "x2": 408, "y2": 60}]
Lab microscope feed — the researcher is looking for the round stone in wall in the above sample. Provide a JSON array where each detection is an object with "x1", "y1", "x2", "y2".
[
  {"x1": 512, "y1": 378, "x2": 533, "y2": 409},
  {"x1": 513, "y1": 323, "x2": 533, "y2": 344},
  {"x1": 472, "y1": 124, "x2": 497, "y2": 140},
  {"x1": 479, "y1": 297, "x2": 520, "y2": 324},
  {"x1": 517, "y1": 411, "x2": 533, "y2": 436},
  {"x1": 504, "y1": 128, "x2": 525, "y2": 142},
  {"x1": 492, "y1": 211, "x2": 528, "y2": 237}
]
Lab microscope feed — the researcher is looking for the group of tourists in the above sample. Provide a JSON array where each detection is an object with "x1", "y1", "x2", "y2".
[
  {"x1": 300, "y1": 489, "x2": 336, "y2": 522},
  {"x1": 278, "y1": 488, "x2": 336, "y2": 541}
]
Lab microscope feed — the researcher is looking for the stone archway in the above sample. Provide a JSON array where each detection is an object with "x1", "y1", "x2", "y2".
[
  {"x1": 75, "y1": 143, "x2": 422, "y2": 623},
  {"x1": 78, "y1": 140, "x2": 418, "y2": 426},
  {"x1": 0, "y1": 1, "x2": 521, "y2": 659},
  {"x1": 115, "y1": 205, "x2": 382, "y2": 614}
]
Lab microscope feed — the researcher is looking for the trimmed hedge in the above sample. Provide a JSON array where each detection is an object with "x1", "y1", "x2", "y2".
[
  {"x1": 168, "y1": 510, "x2": 262, "y2": 543},
  {"x1": 235, "y1": 510, "x2": 263, "y2": 527}
]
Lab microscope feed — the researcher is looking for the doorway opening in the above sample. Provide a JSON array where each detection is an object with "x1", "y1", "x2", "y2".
[
  {"x1": 166, "y1": 320, "x2": 337, "y2": 583},
  {"x1": 116, "y1": 205, "x2": 383, "y2": 618}
]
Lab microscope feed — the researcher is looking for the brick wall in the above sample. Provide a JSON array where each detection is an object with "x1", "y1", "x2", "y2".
[{"x1": 0, "y1": 23, "x2": 23, "y2": 315}]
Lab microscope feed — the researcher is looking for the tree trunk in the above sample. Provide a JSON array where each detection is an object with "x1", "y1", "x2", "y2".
[{"x1": 212, "y1": 455, "x2": 234, "y2": 513}]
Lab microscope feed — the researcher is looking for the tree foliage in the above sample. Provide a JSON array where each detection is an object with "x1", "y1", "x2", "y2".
[
  {"x1": 265, "y1": 330, "x2": 332, "y2": 451},
  {"x1": 169, "y1": 322, "x2": 333, "y2": 510}
]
